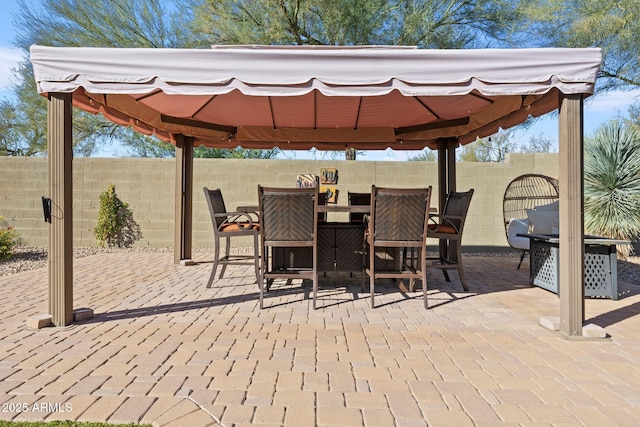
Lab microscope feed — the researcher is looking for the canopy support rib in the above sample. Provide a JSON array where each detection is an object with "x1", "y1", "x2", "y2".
[{"x1": 160, "y1": 115, "x2": 237, "y2": 134}]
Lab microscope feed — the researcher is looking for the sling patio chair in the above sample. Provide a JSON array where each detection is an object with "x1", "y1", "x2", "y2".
[
  {"x1": 258, "y1": 185, "x2": 320, "y2": 309},
  {"x1": 202, "y1": 187, "x2": 260, "y2": 287},
  {"x1": 363, "y1": 186, "x2": 432, "y2": 309},
  {"x1": 427, "y1": 189, "x2": 474, "y2": 291}
]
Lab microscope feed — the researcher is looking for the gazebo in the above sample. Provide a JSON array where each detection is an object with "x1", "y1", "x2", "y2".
[{"x1": 29, "y1": 44, "x2": 602, "y2": 337}]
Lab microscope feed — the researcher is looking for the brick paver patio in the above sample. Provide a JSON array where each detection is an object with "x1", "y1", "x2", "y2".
[{"x1": 1, "y1": 251, "x2": 639, "y2": 426}]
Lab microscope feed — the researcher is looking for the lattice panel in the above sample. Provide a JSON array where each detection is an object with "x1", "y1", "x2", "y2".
[
  {"x1": 531, "y1": 245, "x2": 558, "y2": 292},
  {"x1": 584, "y1": 253, "x2": 611, "y2": 290}
]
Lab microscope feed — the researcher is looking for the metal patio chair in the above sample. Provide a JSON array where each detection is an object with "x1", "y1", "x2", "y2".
[
  {"x1": 427, "y1": 189, "x2": 474, "y2": 291},
  {"x1": 202, "y1": 187, "x2": 260, "y2": 287}
]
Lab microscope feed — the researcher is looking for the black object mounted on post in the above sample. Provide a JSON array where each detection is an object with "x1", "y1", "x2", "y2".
[{"x1": 42, "y1": 196, "x2": 52, "y2": 223}]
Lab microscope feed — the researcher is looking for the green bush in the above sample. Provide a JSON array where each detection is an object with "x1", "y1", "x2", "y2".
[
  {"x1": 0, "y1": 215, "x2": 18, "y2": 261},
  {"x1": 93, "y1": 185, "x2": 142, "y2": 248}
]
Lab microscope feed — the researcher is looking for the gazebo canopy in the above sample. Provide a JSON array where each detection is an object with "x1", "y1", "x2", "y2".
[{"x1": 30, "y1": 45, "x2": 601, "y2": 151}]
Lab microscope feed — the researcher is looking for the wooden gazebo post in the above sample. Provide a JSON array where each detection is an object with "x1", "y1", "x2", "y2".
[
  {"x1": 558, "y1": 93, "x2": 585, "y2": 337},
  {"x1": 47, "y1": 93, "x2": 74, "y2": 326},
  {"x1": 174, "y1": 134, "x2": 194, "y2": 265},
  {"x1": 437, "y1": 138, "x2": 459, "y2": 261}
]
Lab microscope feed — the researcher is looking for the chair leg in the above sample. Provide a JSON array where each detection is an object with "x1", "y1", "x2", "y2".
[
  {"x1": 517, "y1": 250, "x2": 527, "y2": 269},
  {"x1": 207, "y1": 239, "x2": 221, "y2": 288},
  {"x1": 313, "y1": 272, "x2": 318, "y2": 310},
  {"x1": 253, "y1": 233, "x2": 260, "y2": 285},
  {"x1": 218, "y1": 236, "x2": 231, "y2": 279},
  {"x1": 361, "y1": 239, "x2": 367, "y2": 293},
  {"x1": 258, "y1": 270, "x2": 265, "y2": 310},
  {"x1": 442, "y1": 268, "x2": 451, "y2": 283},
  {"x1": 421, "y1": 249, "x2": 428, "y2": 309},
  {"x1": 456, "y1": 241, "x2": 469, "y2": 291},
  {"x1": 369, "y1": 243, "x2": 376, "y2": 308}
]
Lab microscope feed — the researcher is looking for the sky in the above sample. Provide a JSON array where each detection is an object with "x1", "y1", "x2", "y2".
[{"x1": 2, "y1": 0, "x2": 640, "y2": 160}]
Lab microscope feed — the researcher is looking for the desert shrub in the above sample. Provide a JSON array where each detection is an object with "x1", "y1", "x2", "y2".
[
  {"x1": 0, "y1": 216, "x2": 18, "y2": 261},
  {"x1": 93, "y1": 185, "x2": 142, "y2": 248}
]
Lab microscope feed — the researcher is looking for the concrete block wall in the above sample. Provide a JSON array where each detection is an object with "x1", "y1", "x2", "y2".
[{"x1": 0, "y1": 154, "x2": 558, "y2": 250}]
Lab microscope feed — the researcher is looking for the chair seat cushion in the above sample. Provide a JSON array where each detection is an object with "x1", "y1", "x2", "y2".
[
  {"x1": 428, "y1": 223, "x2": 456, "y2": 234},
  {"x1": 219, "y1": 222, "x2": 259, "y2": 232},
  {"x1": 507, "y1": 218, "x2": 530, "y2": 250}
]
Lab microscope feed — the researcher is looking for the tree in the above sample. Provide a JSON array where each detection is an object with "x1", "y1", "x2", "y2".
[
  {"x1": 523, "y1": 0, "x2": 640, "y2": 91},
  {"x1": 459, "y1": 131, "x2": 515, "y2": 162},
  {"x1": 193, "y1": 146, "x2": 279, "y2": 159},
  {"x1": 409, "y1": 150, "x2": 437, "y2": 162},
  {"x1": 0, "y1": 99, "x2": 22, "y2": 155},
  {"x1": 519, "y1": 135, "x2": 555, "y2": 153},
  {"x1": 5, "y1": 0, "x2": 195, "y2": 157},
  {"x1": 189, "y1": 0, "x2": 528, "y2": 48},
  {"x1": 584, "y1": 120, "x2": 640, "y2": 257}
]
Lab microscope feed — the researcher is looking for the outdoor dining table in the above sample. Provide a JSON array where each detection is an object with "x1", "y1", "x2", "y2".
[
  {"x1": 238, "y1": 204, "x2": 371, "y2": 214},
  {"x1": 239, "y1": 203, "x2": 370, "y2": 272},
  {"x1": 241, "y1": 202, "x2": 434, "y2": 273}
]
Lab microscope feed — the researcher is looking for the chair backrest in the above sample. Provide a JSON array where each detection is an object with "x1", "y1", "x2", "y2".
[
  {"x1": 370, "y1": 186, "x2": 432, "y2": 244},
  {"x1": 203, "y1": 187, "x2": 228, "y2": 231},
  {"x1": 348, "y1": 192, "x2": 371, "y2": 223},
  {"x1": 258, "y1": 186, "x2": 318, "y2": 244},
  {"x1": 503, "y1": 174, "x2": 559, "y2": 238},
  {"x1": 441, "y1": 189, "x2": 474, "y2": 235},
  {"x1": 317, "y1": 191, "x2": 328, "y2": 222}
]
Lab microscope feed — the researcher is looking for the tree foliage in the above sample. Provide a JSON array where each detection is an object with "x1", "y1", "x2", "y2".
[
  {"x1": 523, "y1": 0, "x2": 640, "y2": 91},
  {"x1": 519, "y1": 135, "x2": 555, "y2": 153},
  {"x1": 4, "y1": 0, "x2": 195, "y2": 157},
  {"x1": 456, "y1": 130, "x2": 554, "y2": 162},
  {"x1": 584, "y1": 120, "x2": 640, "y2": 257},
  {"x1": 459, "y1": 131, "x2": 515, "y2": 162},
  {"x1": 409, "y1": 150, "x2": 437, "y2": 162},
  {"x1": 189, "y1": 0, "x2": 527, "y2": 48}
]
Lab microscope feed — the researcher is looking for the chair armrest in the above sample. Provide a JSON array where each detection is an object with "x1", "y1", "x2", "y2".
[
  {"x1": 428, "y1": 213, "x2": 464, "y2": 232},
  {"x1": 507, "y1": 218, "x2": 530, "y2": 250},
  {"x1": 507, "y1": 218, "x2": 529, "y2": 237},
  {"x1": 213, "y1": 211, "x2": 256, "y2": 229}
]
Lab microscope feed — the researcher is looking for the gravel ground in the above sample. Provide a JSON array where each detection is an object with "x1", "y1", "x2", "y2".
[{"x1": 1, "y1": 246, "x2": 639, "y2": 283}]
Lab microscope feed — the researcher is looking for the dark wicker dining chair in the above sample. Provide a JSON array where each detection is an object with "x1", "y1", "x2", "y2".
[
  {"x1": 202, "y1": 187, "x2": 260, "y2": 287},
  {"x1": 348, "y1": 192, "x2": 371, "y2": 223},
  {"x1": 317, "y1": 191, "x2": 328, "y2": 223},
  {"x1": 258, "y1": 185, "x2": 319, "y2": 309},
  {"x1": 427, "y1": 189, "x2": 474, "y2": 291},
  {"x1": 364, "y1": 186, "x2": 432, "y2": 309}
]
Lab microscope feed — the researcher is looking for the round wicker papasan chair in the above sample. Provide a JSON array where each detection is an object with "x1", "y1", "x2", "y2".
[{"x1": 503, "y1": 174, "x2": 559, "y2": 269}]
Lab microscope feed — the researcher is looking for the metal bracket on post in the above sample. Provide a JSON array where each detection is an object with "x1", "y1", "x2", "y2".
[{"x1": 42, "y1": 197, "x2": 52, "y2": 223}]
